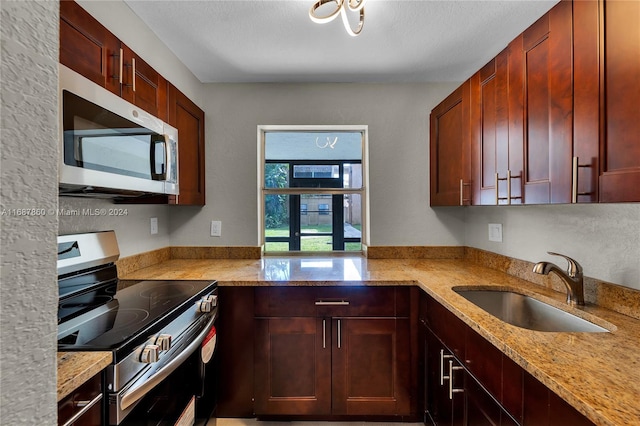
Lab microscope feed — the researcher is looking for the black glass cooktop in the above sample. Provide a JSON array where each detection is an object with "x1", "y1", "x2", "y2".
[{"x1": 58, "y1": 277, "x2": 216, "y2": 354}]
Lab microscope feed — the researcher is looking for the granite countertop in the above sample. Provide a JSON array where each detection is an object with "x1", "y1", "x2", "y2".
[
  {"x1": 60, "y1": 256, "x2": 640, "y2": 424},
  {"x1": 57, "y1": 351, "x2": 112, "y2": 401}
]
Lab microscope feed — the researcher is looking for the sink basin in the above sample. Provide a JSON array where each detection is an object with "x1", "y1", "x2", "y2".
[{"x1": 453, "y1": 289, "x2": 609, "y2": 333}]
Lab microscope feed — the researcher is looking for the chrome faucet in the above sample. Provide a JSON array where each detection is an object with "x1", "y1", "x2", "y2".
[{"x1": 532, "y1": 252, "x2": 585, "y2": 306}]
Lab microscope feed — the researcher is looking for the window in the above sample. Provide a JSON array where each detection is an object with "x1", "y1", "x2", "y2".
[{"x1": 259, "y1": 126, "x2": 369, "y2": 253}]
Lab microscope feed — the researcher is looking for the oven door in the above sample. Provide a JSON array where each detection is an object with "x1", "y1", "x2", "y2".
[{"x1": 109, "y1": 314, "x2": 215, "y2": 425}]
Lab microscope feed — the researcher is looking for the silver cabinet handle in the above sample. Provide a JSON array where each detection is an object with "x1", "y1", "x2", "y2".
[
  {"x1": 337, "y1": 319, "x2": 341, "y2": 349},
  {"x1": 496, "y1": 171, "x2": 522, "y2": 204},
  {"x1": 131, "y1": 57, "x2": 136, "y2": 92},
  {"x1": 118, "y1": 48, "x2": 123, "y2": 84},
  {"x1": 440, "y1": 349, "x2": 453, "y2": 385},
  {"x1": 459, "y1": 179, "x2": 471, "y2": 206},
  {"x1": 495, "y1": 172, "x2": 506, "y2": 205},
  {"x1": 507, "y1": 170, "x2": 523, "y2": 203},
  {"x1": 572, "y1": 156, "x2": 592, "y2": 203},
  {"x1": 448, "y1": 360, "x2": 464, "y2": 400},
  {"x1": 315, "y1": 300, "x2": 349, "y2": 306},
  {"x1": 61, "y1": 393, "x2": 102, "y2": 426},
  {"x1": 322, "y1": 319, "x2": 326, "y2": 349}
]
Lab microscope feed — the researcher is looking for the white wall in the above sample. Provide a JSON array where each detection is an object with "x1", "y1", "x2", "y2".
[
  {"x1": 58, "y1": 198, "x2": 172, "y2": 258},
  {"x1": 1, "y1": 1, "x2": 59, "y2": 424},
  {"x1": 464, "y1": 204, "x2": 640, "y2": 289},
  {"x1": 168, "y1": 82, "x2": 466, "y2": 247}
]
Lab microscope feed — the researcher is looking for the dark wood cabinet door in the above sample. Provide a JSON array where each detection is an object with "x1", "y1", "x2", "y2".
[
  {"x1": 59, "y1": 0, "x2": 120, "y2": 96},
  {"x1": 508, "y1": 0, "x2": 573, "y2": 204},
  {"x1": 598, "y1": 0, "x2": 640, "y2": 202},
  {"x1": 332, "y1": 318, "x2": 411, "y2": 415},
  {"x1": 470, "y1": 50, "x2": 510, "y2": 205},
  {"x1": 168, "y1": 84, "x2": 206, "y2": 205},
  {"x1": 572, "y1": 0, "x2": 600, "y2": 203},
  {"x1": 254, "y1": 317, "x2": 331, "y2": 415},
  {"x1": 430, "y1": 81, "x2": 471, "y2": 206},
  {"x1": 424, "y1": 326, "x2": 464, "y2": 426},
  {"x1": 121, "y1": 45, "x2": 167, "y2": 119}
]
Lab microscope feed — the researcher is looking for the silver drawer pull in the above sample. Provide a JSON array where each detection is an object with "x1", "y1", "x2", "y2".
[
  {"x1": 61, "y1": 393, "x2": 102, "y2": 426},
  {"x1": 315, "y1": 300, "x2": 350, "y2": 306},
  {"x1": 322, "y1": 319, "x2": 326, "y2": 349},
  {"x1": 448, "y1": 360, "x2": 465, "y2": 400},
  {"x1": 440, "y1": 349, "x2": 454, "y2": 385}
]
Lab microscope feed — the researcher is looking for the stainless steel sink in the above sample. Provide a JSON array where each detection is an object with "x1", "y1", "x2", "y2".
[{"x1": 453, "y1": 289, "x2": 609, "y2": 333}]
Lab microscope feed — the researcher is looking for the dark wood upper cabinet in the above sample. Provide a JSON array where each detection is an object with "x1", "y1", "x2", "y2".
[
  {"x1": 168, "y1": 84, "x2": 206, "y2": 206},
  {"x1": 573, "y1": 0, "x2": 640, "y2": 203},
  {"x1": 60, "y1": 2, "x2": 168, "y2": 120},
  {"x1": 470, "y1": 51, "x2": 510, "y2": 205},
  {"x1": 598, "y1": 0, "x2": 640, "y2": 202},
  {"x1": 430, "y1": 81, "x2": 471, "y2": 206},
  {"x1": 59, "y1": 0, "x2": 120, "y2": 96},
  {"x1": 508, "y1": 0, "x2": 573, "y2": 204},
  {"x1": 60, "y1": 2, "x2": 206, "y2": 206},
  {"x1": 121, "y1": 44, "x2": 168, "y2": 121}
]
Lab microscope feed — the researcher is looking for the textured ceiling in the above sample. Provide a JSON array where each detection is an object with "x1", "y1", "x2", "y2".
[{"x1": 123, "y1": 0, "x2": 558, "y2": 83}]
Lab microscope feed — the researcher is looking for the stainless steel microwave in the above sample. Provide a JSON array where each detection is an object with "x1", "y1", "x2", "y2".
[{"x1": 59, "y1": 64, "x2": 178, "y2": 198}]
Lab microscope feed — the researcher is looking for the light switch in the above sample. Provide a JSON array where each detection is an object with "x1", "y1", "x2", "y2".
[
  {"x1": 150, "y1": 217, "x2": 158, "y2": 235},
  {"x1": 488, "y1": 223, "x2": 503, "y2": 242},
  {"x1": 210, "y1": 220, "x2": 222, "y2": 237}
]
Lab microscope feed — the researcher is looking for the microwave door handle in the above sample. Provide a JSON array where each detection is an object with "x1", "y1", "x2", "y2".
[
  {"x1": 150, "y1": 136, "x2": 166, "y2": 181},
  {"x1": 164, "y1": 134, "x2": 172, "y2": 182}
]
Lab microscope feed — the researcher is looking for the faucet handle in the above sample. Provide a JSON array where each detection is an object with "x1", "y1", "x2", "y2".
[{"x1": 547, "y1": 252, "x2": 583, "y2": 277}]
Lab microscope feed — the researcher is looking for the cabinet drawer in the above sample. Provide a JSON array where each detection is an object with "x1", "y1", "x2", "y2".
[
  {"x1": 58, "y1": 373, "x2": 102, "y2": 426},
  {"x1": 255, "y1": 287, "x2": 317, "y2": 317},
  {"x1": 426, "y1": 295, "x2": 465, "y2": 360},
  {"x1": 316, "y1": 286, "x2": 407, "y2": 317},
  {"x1": 254, "y1": 286, "x2": 408, "y2": 317}
]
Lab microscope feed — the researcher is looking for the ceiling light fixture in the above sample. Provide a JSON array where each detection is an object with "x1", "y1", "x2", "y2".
[{"x1": 309, "y1": 0, "x2": 366, "y2": 37}]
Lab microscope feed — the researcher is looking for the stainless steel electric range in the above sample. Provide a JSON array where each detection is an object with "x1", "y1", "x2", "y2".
[{"x1": 57, "y1": 231, "x2": 218, "y2": 425}]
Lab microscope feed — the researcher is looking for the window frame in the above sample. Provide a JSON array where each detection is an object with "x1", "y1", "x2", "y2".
[{"x1": 258, "y1": 125, "x2": 370, "y2": 254}]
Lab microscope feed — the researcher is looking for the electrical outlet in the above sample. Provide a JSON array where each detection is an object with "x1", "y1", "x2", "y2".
[
  {"x1": 150, "y1": 217, "x2": 158, "y2": 235},
  {"x1": 210, "y1": 220, "x2": 222, "y2": 237},
  {"x1": 488, "y1": 223, "x2": 503, "y2": 242}
]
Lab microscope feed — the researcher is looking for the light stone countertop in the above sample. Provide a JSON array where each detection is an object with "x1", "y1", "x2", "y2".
[
  {"x1": 57, "y1": 351, "x2": 112, "y2": 401},
  {"x1": 61, "y1": 257, "x2": 640, "y2": 425}
]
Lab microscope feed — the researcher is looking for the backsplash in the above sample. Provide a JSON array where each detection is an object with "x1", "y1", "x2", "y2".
[{"x1": 463, "y1": 247, "x2": 640, "y2": 321}]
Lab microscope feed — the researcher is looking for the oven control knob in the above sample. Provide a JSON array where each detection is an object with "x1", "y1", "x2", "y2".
[
  {"x1": 156, "y1": 334, "x2": 172, "y2": 351},
  {"x1": 204, "y1": 295, "x2": 218, "y2": 307},
  {"x1": 140, "y1": 344, "x2": 159, "y2": 363},
  {"x1": 196, "y1": 298, "x2": 212, "y2": 313}
]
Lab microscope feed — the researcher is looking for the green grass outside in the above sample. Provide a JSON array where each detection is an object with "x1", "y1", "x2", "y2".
[{"x1": 265, "y1": 224, "x2": 361, "y2": 252}]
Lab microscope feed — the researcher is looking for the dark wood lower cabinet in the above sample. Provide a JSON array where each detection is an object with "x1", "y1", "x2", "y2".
[
  {"x1": 420, "y1": 290, "x2": 595, "y2": 426},
  {"x1": 253, "y1": 286, "x2": 414, "y2": 419},
  {"x1": 57, "y1": 372, "x2": 103, "y2": 426},
  {"x1": 332, "y1": 318, "x2": 411, "y2": 415},
  {"x1": 254, "y1": 316, "x2": 411, "y2": 417},
  {"x1": 254, "y1": 317, "x2": 331, "y2": 415},
  {"x1": 423, "y1": 324, "x2": 464, "y2": 426}
]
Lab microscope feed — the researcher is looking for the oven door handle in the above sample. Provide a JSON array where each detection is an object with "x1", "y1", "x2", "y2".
[{"x1": 120, "y1": 314, "x2": 215, "y2": 411}]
